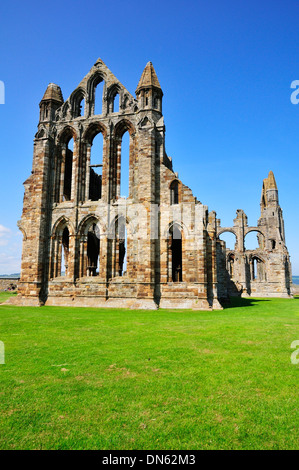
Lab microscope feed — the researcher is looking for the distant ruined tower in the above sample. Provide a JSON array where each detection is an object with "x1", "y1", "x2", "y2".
[
  {"x1": 216, "y1": 171, "x2": 292, "y2": 298},
  {"x1": 259, "y1": 171, "x2": 286, "y2": 247},
  {"x1": 14, "y1": 59, "x2": 292, "y2": 309},
  {"x1": 256, "y1": 171, "x2": 292, "y2": 294}
]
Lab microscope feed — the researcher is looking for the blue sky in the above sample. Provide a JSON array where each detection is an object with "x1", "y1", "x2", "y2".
[{"x1": 0, "y1": 0, "x2": 298, "y2": 273}]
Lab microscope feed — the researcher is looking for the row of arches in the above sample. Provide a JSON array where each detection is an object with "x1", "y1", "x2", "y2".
[
  {"x1": 68, "y1": 74, "x2": 127, "y2": 120},
  {"x1": 50, "y1": 217, "x2": 184, "y2": 283},
  {"x1": 227, "y1": 252, "x2": 266, "y2": 282},
  {"x1": 54, "y1": 120, "x2": 133, "y2": 203},
  {"x1": 51, "y1": 216, "x2": 128, "y2": 279},
  {"x1": 53, "y1": 123, "x2": 180, "y2": 205},
  {"x1": 218, "y1": 230, "x2": 276, "y2": 251}
]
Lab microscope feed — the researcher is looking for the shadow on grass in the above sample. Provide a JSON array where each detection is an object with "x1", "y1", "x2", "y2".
[{"x1": 221, "y1": 296, "x2": 271, "y2": 309}]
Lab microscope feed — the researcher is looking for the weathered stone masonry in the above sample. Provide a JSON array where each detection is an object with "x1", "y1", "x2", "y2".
[{"x1": 13, "y1": 58, "x2": 292, "y2": 309}]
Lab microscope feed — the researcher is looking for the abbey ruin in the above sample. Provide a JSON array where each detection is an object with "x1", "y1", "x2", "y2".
[{"x1": 14, "y1": 58, "x2": 292, "y2": 309}]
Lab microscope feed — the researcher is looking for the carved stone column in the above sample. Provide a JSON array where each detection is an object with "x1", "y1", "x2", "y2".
[
  {"x1": 85, "y1": 144, "x2": 91, "y2": 201},
  {"x1": 59, "y1": 146, "x2": 66, "y2": 202}
]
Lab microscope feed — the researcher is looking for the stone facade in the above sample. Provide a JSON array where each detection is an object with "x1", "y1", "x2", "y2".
[{"x1": 13, "y1": 59, "x2": 292, "y2": 309}]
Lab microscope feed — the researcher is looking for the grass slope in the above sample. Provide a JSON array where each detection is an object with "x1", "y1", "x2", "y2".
[{"x1": 0, "y1": 293, "x2": 298, "y2": 450}]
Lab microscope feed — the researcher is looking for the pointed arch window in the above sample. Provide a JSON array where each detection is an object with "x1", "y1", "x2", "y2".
[
  {"x1": 168, "y1": 224, "x2": 182, "y2": 282},
  {"x1": 251, "y1": 256, "x2": 265, "y2": 281},
  {"x1": 54, "y1": 130, "x2": 76, "y2": 203},
  {"x1": 50, "y1": 222, "x2": 70, "y2": 279},
  {"x1": 108, "y1": 87, "x2": 120, "y2": 113},
  {"x1": 113, "y1": 93, "x2": 120, "y2": 112},
  {"x1": 78, "y1": 219, "x2": 101, "y2": 278},
  {"x1": 61, "y1": 227, "x2": 69, "y2": 276},
  {"x1": 94, "y1": 79, "x2": 104, "y2": 115},
  {"x1": 89, "y1": 132, "x2": 104, "y2": 201},
  {"x1": 170, "y1": 180, "x2": 179, "y2": 205},
  {"x1": 112, "y1": 123, "x2": 134, "y2": 200},
  {"x1": 63, "y1": 138, "x2": 74, "y2": 201},
  {"x1": 73, "y1": 91, "x2": 85, "y2": 118},
  {"x1": 118, "y1": 219, "x2": 127, "y2": 276},
  {"x1": 120, "y1": 131, "x2": 130, "y2": 198},
  {"x1": 107, "y1": 216, "x2": 128, "y2": 278}
]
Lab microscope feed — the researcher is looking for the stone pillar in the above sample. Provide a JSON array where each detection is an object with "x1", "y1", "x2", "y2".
[
  {"x1": 59, "y1": 147, "x2": 66, "y2": 202},
  {"x1": 52, "y1": 147, "x2": 60, "y2": 203},
  {"x1": 211, "y1": 234, "x2": 218, "y2": 298},
  {"x1": 167, "y1": 238, "x2": 172, "y2": 282},
  {"x1": 116, "y1": 137, "x2": 122, "y2": 199},
  {"x1": 98, "y1": 236, "x2": 107, "y2": 281},
  {"x1": 57, "y1": 236, "x2": 62, "y2": 277},
  {"x1": 79, "y1": 237, "x2": 88, "y2": 278},
  {"x1": 71, "y1": 138, "x2": 80, "y2": 202},
  {"x1": 101, "y1": 135, "x2": 108, "y2": 202},
  {"x1": 85, "y1": 144, "x2": 91, "y2": 201},
  {"x1": 68, "y1": 234, "x2": 76, "y2": 280},
  {"x1": 240, "y1": 253, "x2": 248, "y2": 294},
  {"x1": 49, "y1": 236, "x2": 56, "y2": 279}
]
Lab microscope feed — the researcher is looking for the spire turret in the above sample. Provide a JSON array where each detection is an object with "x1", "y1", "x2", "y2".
[
  {"x1": 39, "y1": 83, "x2": 64, "y2": 122},
  {"x1": 136, "y1": 62, "x2": 163, "y2": 112},
  {"x1": 261, "y1": 170, "x2": 279, "y2": 210}
]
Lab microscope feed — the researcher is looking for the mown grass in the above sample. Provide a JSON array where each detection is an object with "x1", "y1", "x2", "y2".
[
  {"x1": 0, "y1": 291, "x2": 17, "y2": 303},
  {"x1": 0, "y1": 293, "x2": 298, "y2": 450}
]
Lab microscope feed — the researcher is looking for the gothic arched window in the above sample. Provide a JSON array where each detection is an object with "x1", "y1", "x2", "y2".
[{"x1": 170, "y1": 180, "x2": 179, "y2": 205}]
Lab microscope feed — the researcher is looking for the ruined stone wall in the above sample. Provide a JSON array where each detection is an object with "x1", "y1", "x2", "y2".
[
  {"x1": 14, "y1": 60, "x2": 292, "y2": 310},
  {"x1": 0, "y1": 278, "x2": 19, "y2": 291},
  {"x1": 216, "y1": 175, "x2": 292, "y2": 299}
]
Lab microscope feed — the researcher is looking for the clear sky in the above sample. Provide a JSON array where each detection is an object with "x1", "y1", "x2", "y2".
[{"x1": 0, "y1": 0, "x2": 298, "y2": 274}]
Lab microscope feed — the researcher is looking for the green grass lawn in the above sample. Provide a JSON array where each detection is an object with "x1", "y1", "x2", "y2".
[
  {"x1": 0, "y1": 291, "x2": 17, "y2": 303},
  {"x1": 0, "y1": 292, "x2": 298, "y2": 450}
]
